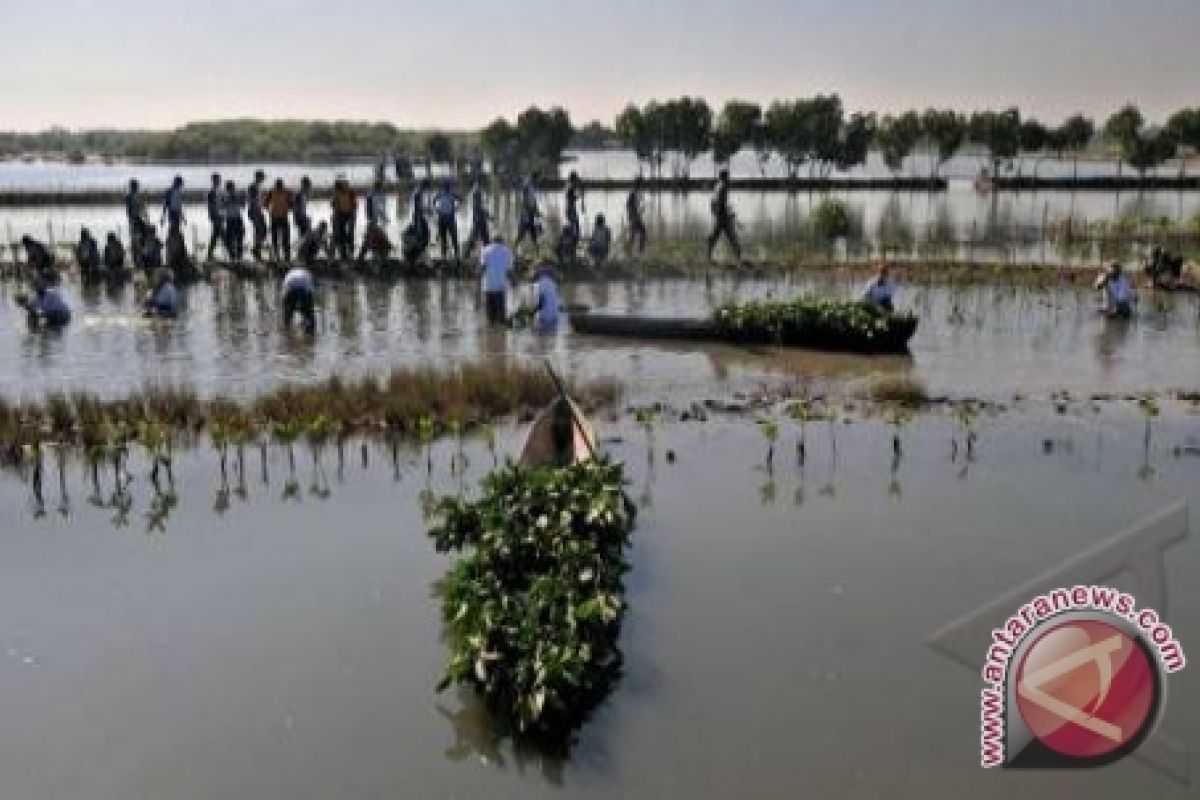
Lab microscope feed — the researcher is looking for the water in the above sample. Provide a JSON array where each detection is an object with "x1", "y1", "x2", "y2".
[
  {"x1": 0, "y1": 274, "x2": 1197, "y2": 402},
  {"x1": 3, "y1": 186, "x2": 1197, "y2": 269},
  {"x1": 0, "y1": 408, "x2": 1197, "y2": 799}
]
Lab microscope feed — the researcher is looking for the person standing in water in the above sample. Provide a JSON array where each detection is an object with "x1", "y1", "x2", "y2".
[
  {"x1": 264, "y1": 178, "x2": 294, "y2": 262},
  {"x1": 125, "y1": 179, "x2": 149, "y2": 267},
  {"x1": 515, "y1": 172, "x2": 542, "y2": 252},
  {"x1": 206, "y1": 173, "x2": 224, "y2": 261},
  {"x1": 706, "y1": 169, "x2": 740, "y2": 261},
  {"x1": 103, "y1": 232, "x2": 126, "y2": 273},
  {"x1": 221, "y1": 180, "x2": 245, "y2": 262},
  {"x1": 433, "y1": 180, "x2": 462, "y2": 260},
  {"x1": 247, "y1": 170, "x2": 268, "y2": 261},
  {"x1": 588, "y1": 214, "x2": 612, "y2": 265},
  {"x1": 464, "y1": 179, "x2": 491, "y2": 258},
  {"x1": 358, "y1": 179, "x2": 393, "y2": 262},
  {"x1": 626, "y1": 175, "x2": 647, "y2": 255},
  {"x1": 18, "y1": 281, "x2": 71, "y2": 327},
  {"x1": 1096, "y1": 262, "x2": 1137, "y2": 318},
  {"x1": 480, "y1": 234, "x2": 514, "y2": 325},
  {"x1": 75, "y1": 228, "x2": 101, "y2": 278},
  {"x1": 161, "y1": 175, "x2": 186, "y2": 235},
  {"x1": 293, "y1": 176, "x2": 313, "y2": 238},
  {"x1": 330, "y1": 178, "x2": 358, "y2": 261},
  {"x1": 564, "y1": 170, "x2": 584, "y2": 241},
  {"x1": 410, "y1": 178, "x2": 431, "y2": 247}
]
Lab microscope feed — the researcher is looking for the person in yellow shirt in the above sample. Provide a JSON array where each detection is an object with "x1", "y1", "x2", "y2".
[{"x1": 264, "y1": 178, "x2": 295, "y2": 262}]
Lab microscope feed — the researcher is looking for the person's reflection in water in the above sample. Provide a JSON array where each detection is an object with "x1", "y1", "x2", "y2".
[
  {"x1": 402, "y1": 280, "x2": 432, "y2": 342},
  {"x1": 332, "y1": 282, "x2": 362, "y2": 344},
  {"x1": 1094, "y1": 308, "x2": 1132, "y2": 375}
]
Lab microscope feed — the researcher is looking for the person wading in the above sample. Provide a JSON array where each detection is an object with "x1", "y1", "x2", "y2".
[
  {"x1": 293, "y1": 176, "x2": 313, "y2": 238},
  {"x1": 626, "y1": 175, "x2": 647, "y2": 256},
  {"x1": 264, "y1": 178, "x2": 295, "y2": 262},
  {"x1": 706, "y1": 169, "x2": 740, "y2": 261},
  {"x1": 330, "y1": 178, "x2": 358, "y2": 261},
  {"x1": 515, "y1": 171, "x2": 542, "y2": 253},
  {"x1": 247, "y1": 170, "x2": 268, "y2": 261},
  {"x1": 161, "y1": 175, "x2": 186, "y2": 235},
  {"x1": 206, "y1": 173, "x2": 224, "y2": 261},
  {"x1": 280, "y1": 265, "x2": 317, "y2": 333},
  {"x1": 464, "y1": 178, "x2": 491, "y2": 258},
  {"x1": 125, "y1": 179, "x2": 149, "y2": 268},
  {"x1": 221, "y1": 181, "x2": 245, "y2": 262},
  {"x1": 480, "y1": 234, "x2": 514, "y2": 325},
  {"x1": 433, "y1": 180, "x2": 462, "y2": 261}
]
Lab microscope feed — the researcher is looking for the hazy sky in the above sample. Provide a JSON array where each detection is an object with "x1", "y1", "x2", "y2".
[{"x1": 1, "y1": 0, "x2": 1195, "y2": 131}]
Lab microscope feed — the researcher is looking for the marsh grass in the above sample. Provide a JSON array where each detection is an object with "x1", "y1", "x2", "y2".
[
  {"x1": 863, "y1": 375, "x2": 930, "y2": 409},
  {"x1": 0, "y1": 363, "x2": 620, "y2": 465}
]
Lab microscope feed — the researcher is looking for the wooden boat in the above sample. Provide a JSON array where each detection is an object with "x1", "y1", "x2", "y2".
[
  {"x1": 570, "y1": 310, "x2": 918, "y2": 354},
  {"x1": 519, "y1": 394, "x2": 598, "y2": 468}
]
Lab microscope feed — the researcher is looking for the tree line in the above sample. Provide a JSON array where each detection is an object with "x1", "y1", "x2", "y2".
[
  {"x1": 614, "y1": 96, "x2": 1200, "y2": 180},
  {"x1": 2, "y1": 99, "x2": 1199, "y2": 182}
]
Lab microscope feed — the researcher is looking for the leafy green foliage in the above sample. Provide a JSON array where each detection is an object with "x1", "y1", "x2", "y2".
[
  {"x1": 920, "y1": 108, "x2": 967, "y2": 177},
  {"x1": 877, "y1": 111, "x2": 922, "y2": 174},
  {"x1": 969, "y1": 108, "x2": 1022, "y2": 174},
  {"x1": 429, "y1": 460, "x2": 633, "y2": 741},
  {"x1": 713, "y1": 296, "x2": 917, "y2": 349}
]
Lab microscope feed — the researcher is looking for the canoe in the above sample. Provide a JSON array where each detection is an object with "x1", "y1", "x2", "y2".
[
  {"x1": 570, "y1": 311, "x2": 918, "y2": 354},
  {"x1": 519, "y1": 395, "x2": 598, "y2": 468}
]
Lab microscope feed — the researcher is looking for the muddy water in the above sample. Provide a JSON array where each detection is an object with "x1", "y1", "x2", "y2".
[
  {"x1": 0, "y1": 406, "x2": 1198, "y2": 799},
  {"x1": 0, "y1": 274, "x2": 1197, "y2": 403}
]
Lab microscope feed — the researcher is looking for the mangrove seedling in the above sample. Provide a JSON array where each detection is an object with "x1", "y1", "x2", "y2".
[
  {"x1": 1136, "y1": 393, "x2": 1159, "y2": 481},
  {"x1": 418, "y1": 415, "x2": 437, "y2": 475},
  {"x1": 479, "y1": 422, "x2": 498, "y2": 467},
  {"x1": 757, "y1": 417, "x2": 779, "y2": 471}
]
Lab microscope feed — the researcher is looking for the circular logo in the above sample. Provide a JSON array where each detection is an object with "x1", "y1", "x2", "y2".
[{"x1": 1015, "y1": 618, "x2": 1159, "y2": 762}]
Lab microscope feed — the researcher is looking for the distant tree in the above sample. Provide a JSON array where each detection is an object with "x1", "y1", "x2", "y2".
[
  {"x1": 765, "y1": 99, "x2": 811, "y2": 180},
  {"x1": 803, "y1": 94, "x2": 846, "y2": 177},
  {"x1": 515, "y1": 105, "x2": 574, "y2": 173},
  {"x1": 832, "y1": 112, "x2": 876, "y2": 173},
  {"x1": 571, "y1": 120, "x2": 615, "y2": 149},
  {"x1": 660, "y1": 96, "x2": 712, "y2": 179},
  {"x1": 876, "y1": 111, "x2": 922, "y2": 175},
  {"x1": 1051, "y1": 113, "x2": 1095, "y2": 180},
  {"x1": 968, "y1": 108, "x2": 1021, "y2": 178},
  {"x1": 920, "y1": 108, "x2": 967, "y2": 179},
  {"x1": 426, "y1": 132, "x2": 452, "y2": 165},
  {"x1": 614, "y1": 104, "x2": 654, "y2": 175},
  {"x1": 1017, "y1": 119, "x2": 1048, "y2": 178},
  {"x1": 481, "y1": 117, "x2": 518, "y2": 177},
  {"x1": 1104, "y1": 104, "x2": 1174, "y2": 178},
  {"x1": 1166, "y1": 107, "x2": 1200, "y2": 176},
  {"x1": 749, "y1": 120, "x2": 772, "y2": 177},
  {"x1": 711, "y1": 100, "x2": 762, "y2": 167}
]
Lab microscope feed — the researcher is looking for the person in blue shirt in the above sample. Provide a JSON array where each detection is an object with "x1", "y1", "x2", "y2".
[
  {"x1": 480, "y1": 234, "x2": 514, "y2": 325},
  {"x1": 143, "y1": 268, "x2": 179, "y2": 317},
  {"x1": 18, "y1": 282, "x2": 71, "y2": 327},
  {"x1": 862, "y1": 264, "x2": 896, "y2": 312},
  {"x1": 531, "y1": 266, "x2": 560, "y2": 333},
  {"x1": 433, "y1": 180, "x2": 462, "y2": 261}
]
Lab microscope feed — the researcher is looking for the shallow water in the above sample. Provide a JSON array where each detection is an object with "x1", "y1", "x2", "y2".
[
  {"x1": 3, "y1": 185, "x2": 1198, "y2": 268},
  {"x1": 0, "y1": 274, "x2": 1197, "y2": 403},
  {"x1": 0, "y1": 408, "x2": 1198, "y2": 799}
]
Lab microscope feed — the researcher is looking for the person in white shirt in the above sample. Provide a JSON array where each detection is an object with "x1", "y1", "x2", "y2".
[
  {"x1": 532, "y1": 266, "x2": 560, "y2": 332},
  {"x1": 862, "y1": 263, "x2": 896, "y2": 312},
  {"x1": 480, "y1": 235, "x2": 513, "y2": 325},
  {"x1": 281, "y1": 266, "x2": 316, "y2": 333}
]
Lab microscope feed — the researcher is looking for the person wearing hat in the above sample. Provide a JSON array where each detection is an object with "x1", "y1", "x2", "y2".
[
  {"x1": 144, "y1": 268, "x2": 179, "y2": 317},
  {"x1": 480, "y1": 234, "x2": 514, "y2": 325},
  {"x1": 587, "y1": 213, "x2": 612, "y2": 265},
  {"x1": 247, "y1": 169, "x2": 268, "y2": 261},
  {"x1": 706, "y1": 169, "x2": 740, "y2": 260}
]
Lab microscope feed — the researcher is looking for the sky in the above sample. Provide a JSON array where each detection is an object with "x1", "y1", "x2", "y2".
[{"x1": 0, "y1": 0, "x2": 1196, "y2": 131}]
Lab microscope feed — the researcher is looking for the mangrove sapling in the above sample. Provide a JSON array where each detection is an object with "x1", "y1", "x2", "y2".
[
  {"x1": 272, "y1": 418, "x2": 303, "y2": 500},
  {"x1": 28, "y1": 440, "x2": 45, "y2": 518},
  {"x1": 305, "y1": 415, "x2": 337, "y2": 499},
  {"x1": 757, "y1": 417, "x2": 779, "y2": 472},
  {"x1": 1136, "y1": 394, "x2": 1159, "y2": 481},
  {"x1": 54, "y1": 442, "x2": 69, "y2": 518},
  {"x1": 633, "y1": 406, "x2": 658, "y2": 467},
  {"x1": 787, "y1": 398, "x2": 818, "y2": 466},
  {"x1": 419, "y1": 415, "x2": 437, "y2": 476}
]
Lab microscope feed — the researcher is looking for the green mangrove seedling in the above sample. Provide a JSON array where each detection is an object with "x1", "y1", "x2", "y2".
[{"x1": 757, "y1": 417, "x2": 779, "y2": 471}]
